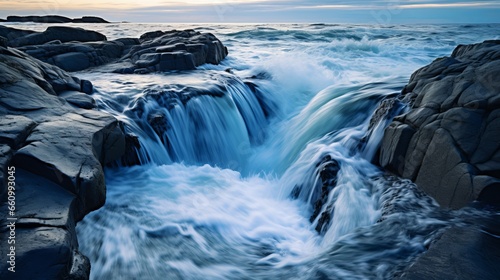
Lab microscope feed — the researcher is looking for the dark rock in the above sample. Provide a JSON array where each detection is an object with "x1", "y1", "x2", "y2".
[
  {"x1": 0, "y1": 25, "x2": 37, "y2": 42},
  {"x1": 9, "y1": 26, "x2": 107, "y2": 47},
  {"x1": 52, "y1": 52, "x2": 91, "y2": 71},
  {"x1": 59, "y1": 91, "x2": 96, "y2": 109},
  {"x1": 72, "y1": 16, "x2": 109, "y2": 23},
  {"x1": 4, "y1": 15, "x2": 109, "y2": 24},
  {"x1": 399, "y1": 224, "x2": 500, "y2": 279},
  {"x1": 121, "y1": 133, "x2": 142, "y2": 166},
  {"x1": 0, "y1": 36, "x2": 6, "y2": 47},
  {"x1": 379, "y1": 40, "x2": 500, "y2": 209},
  {"x1": 121, "y1": 29, "x2": 228, "y2": 73},
  {"x1": 6, "y1": 15, "x2": 72, "y2": 23},
  {"x1": 17, "y1": 41, "x2": 124, "y2": 72},
  {"x1": 81, "y1": 79, "x2": 93, "y2": 94},
  {"x1": 0, "y1": 45, "x2": 126, "y2": 278}
]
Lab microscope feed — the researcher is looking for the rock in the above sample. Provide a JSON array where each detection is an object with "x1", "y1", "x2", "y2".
[
  {"x1": 0, "y1": 36, "x2": 6, "y2": 47},
  {"x1": 6, "y1": 15, "x2": 72, "y2": 23},
  {"x1": 18, "y1": 41, "x2": 124, "y2": 72},
  {"x1": 4, "y1": 15, "x2": 109, "y2": 23},
  {"x1": 52, "y1": 52, "x2": 91, "y2": 72},
  {"x1": 378, "y1": 40, "x2": 500, "y2": 209},
  {"x1": 9, "y1": 26, "x2": 107, "y2": 47},
  {"x1": 59, "y1": 91, "x2": 96, "y2": 109},
  {"x1": 72, "y1": 16, "x2": 109, "y2": 23},
  {"x1": 119, "y1": 29, "x2": 228, "y2": 73},
  {"x1": 0, "y1": 25, "x2": 37, "y2": 42},
  {"x1": 81, "y1": 79, "x2": 93, "y2": 94},
  {"x1": 0, "y1": 45, "x2": 125, "y2": 279},
  {"x1": 399, "y1": 223, "x2": 500, "y2": 279}
]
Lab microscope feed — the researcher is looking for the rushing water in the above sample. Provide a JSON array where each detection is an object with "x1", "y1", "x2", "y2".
[{"x1": 6, "y1": 22, "x2": 498, "y2": 279}]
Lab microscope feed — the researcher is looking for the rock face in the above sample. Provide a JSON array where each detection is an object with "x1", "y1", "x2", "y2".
[
  {"x1": 115, "y1": 29, "x2": 228, "y2": 74},
  {"x1": 1, "y1": 25, "x2": 228, "y2": 73},
  {"x1": 9, "y1": 26, "x2": 107, "y2": 47},
  {"x1": 5, "y1": 15, "x2": 109, "y2": 23},
  {"x1": 0, "y1": 46, "x2": 125, "y2": 279},
  {"x1": 399, "y1": 210, "x2": 500, "y2": 279},
  {"x1": 379, "y1": 40, "x2": 500, "y2": 209}
]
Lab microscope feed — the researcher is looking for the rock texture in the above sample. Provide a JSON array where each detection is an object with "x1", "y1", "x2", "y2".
[
  {"x1": 114, "y1": 29, "x2": 228, "y2": 74},
  {"x1": 379, "y1": 40, "x2": 500, "y2": 209},
  {"x1": 399, "y1": 209, "x2": 500, "y2": 280},
  {"x1": 9, "y1": 26, "x2": 107, "y2": 47},
  {"x1": 1, "y1": 25, "x2": 228, "y2": 73},
  {"x1": 5, "y1": 15, "x2": 109, "y2": 23},
  {"x1": 0, "y1": 46, "x2": 125, "y2": 279}
]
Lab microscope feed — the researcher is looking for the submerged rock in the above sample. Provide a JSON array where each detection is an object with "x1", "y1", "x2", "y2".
[
  {"x1": 0, "y1": 46, "x2": 125, "y2": 279},
  {"x1": 378, "y1": 40, "x2": 500, "y2": 209}
]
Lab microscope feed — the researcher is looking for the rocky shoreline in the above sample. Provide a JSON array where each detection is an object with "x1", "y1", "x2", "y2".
[
  {"x1": 0, "y1": 15, "x2": 109, "y2": 24},
  {"x1": 0, "y1": 22, "x2": 499, "y2": 279},
  {"x1": 374, "y1": 40, "x2": 500, "y2": 279}
]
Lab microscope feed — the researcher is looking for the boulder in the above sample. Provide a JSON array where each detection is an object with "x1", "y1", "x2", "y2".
[
  {"x1": 378, "y1": 40, "x2": 500, "y2": 209},
  {"x1": 0, "y1": 45, "x2": 125, "y2": 279},
  {"x1": 9, "y1": 26, "x2": 107, "y2": 47}
]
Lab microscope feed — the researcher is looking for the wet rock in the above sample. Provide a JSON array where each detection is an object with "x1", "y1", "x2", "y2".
[
  {"x1": 379, "y1": 40, "x2": 500, "y2": 209},
  {"x1": 399, "y1": 222, "x2": 500, "y2": 280},
  {"x1": 9, "y1": 26, "x2": 107, "y2": 47},
  {"x1": 59, "y1": 91, "x2": 96, "y2": 109},
  {"x1": 0, "y1": 45, "x2": 125, "y2": 278}
]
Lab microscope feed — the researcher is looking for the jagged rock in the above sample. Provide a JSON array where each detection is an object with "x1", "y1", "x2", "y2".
[
  {"x1": 9, "y1": 26, "x2": 107, "y2": 47},
  {"x1": 0, "y1": 45, "x2": 125, "y2": 279},
  {"x1": 378, "y1": 40, "x2": 500, "y2": 209},
  {"x1": 2, "y1": 25, "x2": 228, "y2": 73},
  {"x1": 117, "y1": 29, "x2": 228, "y2": 73},
  {"x1": 18, "y1": 41, "x2": 124, "y2": 72}
]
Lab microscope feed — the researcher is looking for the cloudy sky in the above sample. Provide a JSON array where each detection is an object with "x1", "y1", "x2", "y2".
[{"x1": 1, "y1": 0, "x2": 499, "y2": 23}]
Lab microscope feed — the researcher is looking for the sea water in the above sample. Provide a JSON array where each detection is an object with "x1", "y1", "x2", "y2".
[{"x1": 6, "y1": 22, "x2": 498, "y2": 279}]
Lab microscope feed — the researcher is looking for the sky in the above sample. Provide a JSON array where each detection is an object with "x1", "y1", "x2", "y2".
[{"x1": 0, "y1": 0, "x2": 499, "y2": 23}]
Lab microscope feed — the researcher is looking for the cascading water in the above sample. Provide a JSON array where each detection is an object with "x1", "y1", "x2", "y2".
[{"x1": 71, "y1": 23, "x2": 500, "y2": 280}]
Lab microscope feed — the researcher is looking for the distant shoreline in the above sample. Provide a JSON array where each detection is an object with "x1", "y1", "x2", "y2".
[{"x1": 0, "y1": 15, "x2": 110, "y2": 24}]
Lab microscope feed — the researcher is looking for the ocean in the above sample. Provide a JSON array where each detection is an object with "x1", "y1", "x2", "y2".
[{"x1": 6, "y1": 22, "x2": 499, "y2": 279}]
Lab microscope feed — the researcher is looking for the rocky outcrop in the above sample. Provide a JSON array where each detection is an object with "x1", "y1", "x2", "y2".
[
  {"x1": 1, "y1": 25, "x2": 228, "y2": 73},
  {"x1": 113, "y1": 29, "x2": 228, "y2": 74},
  {"x1": 5, "y1": 15, "x2": 109, "y2": 23},
  {"x1": 0, "y1": 46, "x2": 125, "y2": 279},
  {"x1": 9, "y1": 26, "x2": 107, "y2": 47},
  {"x1": 378, "y1": 40, "x2": 500, "y2": 209},
  {"x1": 18, "y1": 40, "x2": 124, "y2": 72}
]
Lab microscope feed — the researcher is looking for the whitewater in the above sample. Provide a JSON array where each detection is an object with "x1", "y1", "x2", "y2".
[{"x1": 7, "y1": 22, "x2": 497, "y2": 279}]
